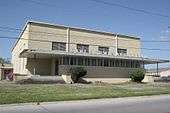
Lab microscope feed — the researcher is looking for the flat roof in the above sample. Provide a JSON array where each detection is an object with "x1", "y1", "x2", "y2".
[{"x1": 20, "y1": 49, "x2": 169, "y2": 64}]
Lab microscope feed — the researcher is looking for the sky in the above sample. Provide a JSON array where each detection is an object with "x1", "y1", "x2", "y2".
[{"x1": 0, "y1": 0, "x2": 170, "y2": 68}]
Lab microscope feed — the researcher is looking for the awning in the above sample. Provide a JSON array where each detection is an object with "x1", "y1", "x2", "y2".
[{"x1": 20, "y1": 49, "x2": 169, "y2": 64}]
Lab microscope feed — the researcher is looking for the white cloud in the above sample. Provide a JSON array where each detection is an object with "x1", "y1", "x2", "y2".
[{"x1": 160, "y1": 36, "x2": 169, "y2": 40}]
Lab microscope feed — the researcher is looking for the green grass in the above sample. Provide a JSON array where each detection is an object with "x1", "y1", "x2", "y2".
[{"x1": 0, "y1": 81, "x2": 170, "y2": 104}]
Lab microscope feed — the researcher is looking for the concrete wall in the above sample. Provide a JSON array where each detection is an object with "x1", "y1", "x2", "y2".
[
  {"x1": 11, "y1": 24, "x2": 29, "y2": 75},
  {"x1": 28, "y1": 23, "x2": 140, "y2": 57},
  {"x1": 28, "y1": 23, "x2": 67, "y2": 51},
  {"x1": 118, "y1": 37, "x2": 140, "y2": 57},
  {"x1": 0, "y1": 68, "x2": 2, "y2": 80},
  {"x1": 26, "y1": 58, "x2": 52, "y2": 76},
  {"x1": 160, "y1": 70, "x2": 170, "y2": 77},
  {"x1": 58, "y1": 65, "x2": 140, "y2": 78}
]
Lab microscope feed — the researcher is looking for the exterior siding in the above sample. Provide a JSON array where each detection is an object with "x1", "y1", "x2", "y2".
[
  {"x1": 11, "y1": 24, "x2": 29, "y2": 75},
  {"x1": 27, "y1": 23, "x2": 140, "y2": 57},
  {"x1": 118, "y1": 37, "x2": 140, "y2": 57},
  {"x1": 27, "y1": 58, "x2": 52, "y2": 76},
  {"x1": 59, "y1": 65, "x2": 140, "y2": 78},
  {"x1": 28, "y1": 23, "x2": 67, "y2": 51},
  {"x1": 160, "y1": 70, "x2": 170, "y2": 77},
  {"x1": 69, "y1": 29, "x2": 117, "y2": 55},
  {"x1": 0, "y1": 68, "x2": 2, "y2": 80}
]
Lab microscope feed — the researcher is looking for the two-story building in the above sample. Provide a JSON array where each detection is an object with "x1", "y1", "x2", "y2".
[{"x1": 11, "y1": 21, "x2": 169, "y2": 83}]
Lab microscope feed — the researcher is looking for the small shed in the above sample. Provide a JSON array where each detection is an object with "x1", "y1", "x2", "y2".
[{"x1": 0, "y1": 63, "x2": 13, "y2": 81}]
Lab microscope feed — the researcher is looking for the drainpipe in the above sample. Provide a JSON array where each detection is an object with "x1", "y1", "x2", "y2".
[
  {"x1": 115, "y1": 34, "x2": 118, "y2": 56},
  {"x1": 157, "y1": 62, "x2": 159, "y2": 76},
  {"x1": 67, "y1": 27, "x2": 70, "y2": 52},
  {"x1": 142, "y1": 57, "x2": 145, "y2": 73},
  {"x1": 33, "y1": 54, "x2": 36, "y2": 75}
]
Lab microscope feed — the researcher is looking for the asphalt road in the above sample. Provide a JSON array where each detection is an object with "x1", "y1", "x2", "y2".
[{"x1": 1, "y1": 95, "x2": 170, "y2": 113}]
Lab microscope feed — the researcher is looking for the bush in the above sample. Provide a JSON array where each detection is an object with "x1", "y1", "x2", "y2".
[
  {"x1": 69, "y1": 67, "x2": 87, "y2": 83},
  {"x1": 130, "y1": 69, "x2": 145, "y2": 82}
]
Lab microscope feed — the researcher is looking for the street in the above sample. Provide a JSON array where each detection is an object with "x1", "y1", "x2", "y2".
[{"x1": 0, "y1": 95, "x2": 170, "y2": 113}]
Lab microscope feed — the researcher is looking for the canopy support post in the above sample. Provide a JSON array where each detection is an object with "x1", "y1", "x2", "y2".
[{"x1": 157, "y1": 62, "x2": 159, "y2": 76}]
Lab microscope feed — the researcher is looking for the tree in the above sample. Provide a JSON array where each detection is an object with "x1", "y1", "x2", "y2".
[{"x1": 0, "y1": 57, "x2": 10, "y2": 65}]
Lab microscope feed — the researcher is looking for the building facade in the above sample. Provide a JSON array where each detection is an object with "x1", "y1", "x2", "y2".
[{"x1": 11, "y1": 21, "x2": 168, "y2": 82}]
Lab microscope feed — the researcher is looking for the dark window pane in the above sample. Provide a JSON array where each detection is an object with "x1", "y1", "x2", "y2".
[
  {"x1": 92, "y1": 59, "x2": 96, "y2": 66},
  {"x1": 104, "y1": 59, "x2": 109, "y2": 66},
  {"x1": 117, "y1": 48, "x2": 127, "y2": 56},
  {"x1": 99, "y1": 46, "x2": 109, "y2": 55},
  {"x1": 77, "y1": 44, "x2": 89, "y2": 53},
  {"x1": 98, "y1": 59, "x2": 103, "y2": 66},
  {"x1": 52, "y1": 42, "x2": 66, "y2": 51},
  {"x1": 78, "y1": 57, "x2": 84, "y2": 65}
]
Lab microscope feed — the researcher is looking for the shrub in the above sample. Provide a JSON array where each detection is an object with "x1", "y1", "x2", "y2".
[
  {"x1": 69, "y1": 67, "x2": 87, "y2": 83},
  {"x1": 130, "y1": 69, "x2": 145, "y2": 82}
]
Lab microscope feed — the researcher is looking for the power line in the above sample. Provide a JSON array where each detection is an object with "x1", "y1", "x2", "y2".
[
  {"x1": 19, "y1": 0, "x2": 170, "y2": 19},
  {"x1": 0, "y1": 25, "x2": 170, "y2": 43},
  {"x1": 89, "y1": 0, "x2": 170, "y2": 19},
  {"x1": 1, "y1": 36, "x2": 170, "y2": 51},
  {"x1": 20, "y1": 0, "x2": 57, "y2": 7}
]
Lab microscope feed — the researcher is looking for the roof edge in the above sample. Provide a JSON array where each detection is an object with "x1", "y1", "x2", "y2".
[{"x1": 11, "y1": 21, "x2": 30, "y2": 52}]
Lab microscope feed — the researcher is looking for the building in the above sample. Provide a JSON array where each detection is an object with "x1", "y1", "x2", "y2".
[
  {"x1": 146, "y1": 67, "x2": 170, "y2": 77},
  {"x1": 11, "y1": 21, "x2": 169, "y2": 83},
  {"x1": 0, "y1": 63, "x2": 13, "y2": 81}
]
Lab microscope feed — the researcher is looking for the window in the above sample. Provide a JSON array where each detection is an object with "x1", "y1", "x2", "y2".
[
  {"x1": 77, "y1": 44, "x2": 89, "y2": 53},
  {"x1": 92, "y1": 59, "x2": 97, "y2": 66},
  {"x1": 117, "y1": 48, "x2": 127, "y2": 56},
  {"x1": 99, "y1": 46, "x2": 109, "y2": 55},
  {"x1": 70, "y1": 57, "x2": 77, "y2": 65},
  {"x1": 63, "y1": 56, "x2": 69, "y2": 65},
  {"x1": 52, "y1": 42, "x2": 66, "y2": 51},
  {"x1": 78, "y1": 57, "x2": 84, "y2": 65},
  {"x1": 110, "y1": 59, "x2": 115, "y2": 67},
  {"x1": 104, "y1": 59, "x2": 109, "y2": 66}
]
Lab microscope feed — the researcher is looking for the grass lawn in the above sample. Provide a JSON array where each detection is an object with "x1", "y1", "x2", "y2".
[{"x1": 0, "y1": 81, "x2": 170, "y2": 104}]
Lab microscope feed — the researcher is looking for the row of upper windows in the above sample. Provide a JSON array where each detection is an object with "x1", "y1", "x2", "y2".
[
  {"x1": 58, "y1": 56, "x2": 141, "y2": 68},
  {"x1": 52, "y1": 42, "x2": 127, "y2": 55}
]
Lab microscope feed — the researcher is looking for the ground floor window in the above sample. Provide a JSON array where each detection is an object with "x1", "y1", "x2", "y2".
[{"x1": 58, "y1": 56, "x2": 142, "y2": 68}]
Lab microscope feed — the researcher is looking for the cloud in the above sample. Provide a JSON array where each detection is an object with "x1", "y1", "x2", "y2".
[
  {"x1": 161, "y1": 30, "x2": 170, "y2": 34},
  {"x1": 160, "y1": 36, "x2": 169, "y2": 40}
]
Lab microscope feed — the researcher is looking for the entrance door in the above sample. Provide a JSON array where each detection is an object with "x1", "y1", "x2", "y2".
[{"x1": 55, "y1": 60, "x2": 59, "y2": 75}]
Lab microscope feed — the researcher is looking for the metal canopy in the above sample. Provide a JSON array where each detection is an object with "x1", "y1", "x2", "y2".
[{"x1": 20, "y1": 49, "x2": 169, "y2": 64}]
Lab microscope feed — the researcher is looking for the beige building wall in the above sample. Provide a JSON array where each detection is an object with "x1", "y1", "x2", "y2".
[
  {"x1": 58, "y1": 65, "x2": 139, "y2": 78},
  {"x1": 11, "y1": 24, "x2": 30, "y2": 75},
  {"x1": 118, "y1": 37, "x2": 140, "y2": 57},
  {"x1": 69, "y1": 29, "x2": 117, "y2": 55},
  {"x1": 160, "y1": 70, "x2": 170, "y2": 77},
  {"x1": 0, "y1": 68, "x2": 2, "y2": 80},
  {"x1": 28, "y1": 23, "x2": 67, "y2": 51},
  {"x1": 26, "y1": 58, "x2": 52, "y2": 76},
  {"x1": 27, "y1": 23, "x2": 140, "y2": 57}
]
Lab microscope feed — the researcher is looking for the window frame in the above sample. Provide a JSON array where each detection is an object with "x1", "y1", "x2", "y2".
[
  {"x1": 98, "y1": 46, "x2": 109, "y2": 55},
  {"x1": 117, "y1": 48, "x2": 127, "y2": 56},
  {"x1": 52, "y1": 42, "x2": 66, "y2": 51},
  {"x1": 77, "y1": 44, "x2": 89, "y2": 53}
]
